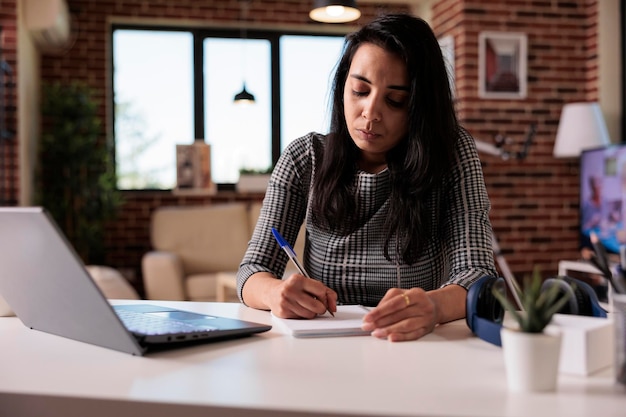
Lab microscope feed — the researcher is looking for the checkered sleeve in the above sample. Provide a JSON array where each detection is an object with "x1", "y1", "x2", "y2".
[
  {"x1": 236, "y1": 133, "x2": 315, "y2": 303},
  {"x1": 440, "y1": 128, "x2": 498, "y2": 289}
]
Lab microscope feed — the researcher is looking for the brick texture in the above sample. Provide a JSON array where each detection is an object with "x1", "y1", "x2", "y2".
[
  {"x1": 5, "y1": 0, "x2": 603, "y2": 295},
  {"x1": 0, "y1": 0, "x2": 18, "y2": 206},
  {"x1": 432, "y1": 0, "x2": 599, "y2": 276}
]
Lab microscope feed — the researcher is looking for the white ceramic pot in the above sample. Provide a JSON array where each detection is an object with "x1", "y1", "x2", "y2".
[{"x1": 501, "y1": 326, "x2": 562, "y2": 392}]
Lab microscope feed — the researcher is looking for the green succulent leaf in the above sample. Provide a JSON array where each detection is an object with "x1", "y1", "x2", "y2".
[{"x1": 491, "y1": 265, "x2": 573, "y2": 333}]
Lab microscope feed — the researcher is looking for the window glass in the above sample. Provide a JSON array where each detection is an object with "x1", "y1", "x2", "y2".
[
  {"x1": 112, "y1": 29, "x2": 345, "y2": 189},
  {"x1": 113, "y1": 30, "x2": 193, "y2": 189},
  {"x1": 204, "y1": 38, "x2": 271, "y2": 184},
  {"x1": 280, "y1": 36, "x2": 345, "y2": 151}
]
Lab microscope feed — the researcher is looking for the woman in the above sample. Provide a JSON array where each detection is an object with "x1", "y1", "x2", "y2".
[{"x1": 236, "y1": 13, "x2": 497, "y2": 342}]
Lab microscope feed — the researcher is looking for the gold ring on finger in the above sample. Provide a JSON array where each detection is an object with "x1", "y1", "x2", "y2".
[{"x1": 401, "y1": 292, "x2": 410, "y2": 307}]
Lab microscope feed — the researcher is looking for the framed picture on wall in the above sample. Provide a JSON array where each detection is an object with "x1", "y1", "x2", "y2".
[{"x1": 478, "y1": 31, "x2": 528, "y2": 99}]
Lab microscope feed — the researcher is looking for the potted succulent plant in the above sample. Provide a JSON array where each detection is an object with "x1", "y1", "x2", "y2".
[{"x1": 492, "y1": 267, "x2": 573, "y2": 392}]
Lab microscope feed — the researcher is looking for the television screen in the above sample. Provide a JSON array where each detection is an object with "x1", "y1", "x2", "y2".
[{"x1": 579, "y1": 144, "x2": 626, "y2": 254}]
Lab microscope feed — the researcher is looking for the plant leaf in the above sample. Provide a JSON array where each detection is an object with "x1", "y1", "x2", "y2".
[{"x1": 490, "y1": 266, "x2": 574, "y2": 333}]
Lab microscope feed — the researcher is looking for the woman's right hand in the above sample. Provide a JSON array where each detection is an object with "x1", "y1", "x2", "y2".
[
  {"x1": 242, "y1": 271, "x2": 336, "y2": 319},
  {"x1": 268, "y1": 273, "x2": 337, "y2": 319}
]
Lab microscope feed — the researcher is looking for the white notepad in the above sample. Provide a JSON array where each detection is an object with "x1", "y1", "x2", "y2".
[{"x1": 272, "y1": 305, "x2": 372, "y2": 338}]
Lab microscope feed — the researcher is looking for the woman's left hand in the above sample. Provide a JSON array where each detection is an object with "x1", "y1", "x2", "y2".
[{"x1": 361, "y1": 287, "x2": 439, "y2": 342}]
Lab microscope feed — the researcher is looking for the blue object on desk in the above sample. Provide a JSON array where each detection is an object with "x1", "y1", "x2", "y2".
[
  {"x1": 466, "y1": 275, "x2": 505, "y2": 346},
  {"x1": 466, "y1": 275, "x2": 608, "y2": 347},
  {"x1": 271, "y1": 227, "x2": 310, "y2": 277}
]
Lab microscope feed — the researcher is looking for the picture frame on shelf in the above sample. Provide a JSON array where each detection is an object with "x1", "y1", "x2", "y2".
[
  {"x1": 174, "y1": 142, "x2": 216, "y2": 195},
  {"x1": 478, "y1": 31, "x2": 528, "y2": 99}
]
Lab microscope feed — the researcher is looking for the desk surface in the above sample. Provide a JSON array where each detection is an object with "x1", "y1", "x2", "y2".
[{"x1": 1, "y1": 300, "x2": 624, "y2": 417}]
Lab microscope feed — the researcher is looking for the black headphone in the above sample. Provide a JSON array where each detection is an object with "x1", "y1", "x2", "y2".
[{"x1": 466, "y1": 275, "x2": 607, "y2": 346}]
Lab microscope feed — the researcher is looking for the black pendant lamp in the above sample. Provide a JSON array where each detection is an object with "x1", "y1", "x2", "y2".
[
  {"x1": 234, "y1": 83, "x2": 255, "y2": 104},
  {"x1": 234, "y1": 0, "x2": 256, "y2": 104},
  {"x1": 309, "y1": 0, "x2": 361, "y2": 23}
]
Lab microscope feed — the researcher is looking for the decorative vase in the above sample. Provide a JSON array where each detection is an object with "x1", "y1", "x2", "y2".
[{"x1": 500, "y1": 326, "x2": 562, "y2": 392}]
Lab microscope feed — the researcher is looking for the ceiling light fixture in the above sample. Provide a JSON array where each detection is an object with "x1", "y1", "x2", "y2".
[
  {"x1": 309, "y1": 0, "x2": 361, "y2": 24},
  {"x1": 234, "y1": 0, "x2": 255, "y2": 104},
  {"x1": 234, "y1": 83, "x2": 255, "y2": 104}
]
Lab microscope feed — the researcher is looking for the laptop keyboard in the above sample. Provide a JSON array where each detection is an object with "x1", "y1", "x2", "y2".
[{"x1": 116, "y1": 309, "x2": 218, "y2": 336}]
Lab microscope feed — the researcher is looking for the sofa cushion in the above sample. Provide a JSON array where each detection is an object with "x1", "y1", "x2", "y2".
[
  {"x1": 151, "y1": 203, "x2": 251, "y2": 275},
  {"x1": 185, "y1": 272, "x2": 223, "y2": 301}
]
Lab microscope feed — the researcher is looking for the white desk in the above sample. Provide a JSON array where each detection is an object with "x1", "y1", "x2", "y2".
[{"x1": 0, "y1": 300, "x2": 624, "y2": 417}]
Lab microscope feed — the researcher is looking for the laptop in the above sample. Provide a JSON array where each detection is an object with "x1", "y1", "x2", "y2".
[{"x1": 0, "y1": 207, "x2": 271, "y2": 355}]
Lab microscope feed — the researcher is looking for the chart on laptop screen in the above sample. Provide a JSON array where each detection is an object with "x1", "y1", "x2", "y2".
[{"x1": 579, "y1": 144, "x2": 626, "y2": 254}]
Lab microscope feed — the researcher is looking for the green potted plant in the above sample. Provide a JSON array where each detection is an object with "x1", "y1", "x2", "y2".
[
  {"x1": 36, "y1": 81, "x2": 123, "y2": 265},
  {"x1": 492, "y1": 266, "x2": 573, "y2": 333},
  {"x1": 492, "y1": 267, "x2": 573, "y2": 392}
]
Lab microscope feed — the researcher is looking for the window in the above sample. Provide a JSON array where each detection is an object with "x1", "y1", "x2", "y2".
[
  {"x1": 280, "y1": 35, "x2": 344, "y2": 152},
  {"x1": 113, "y1": 30, "x2": 193, "y2": 189},
  {"x1": 204, "y1": 38, "x2": 271, "y2": 183},
  {"x1": 112, "y1": 26, "x2": 345, "y2": 189}
]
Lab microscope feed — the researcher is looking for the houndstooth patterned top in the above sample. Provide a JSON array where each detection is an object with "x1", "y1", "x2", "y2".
[{"x1": 237, "y1": 130, "x2": 497, "y2": 307}]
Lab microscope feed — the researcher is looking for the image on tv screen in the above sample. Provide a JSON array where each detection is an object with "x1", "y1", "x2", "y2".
[{"x1": 579, "y1": 144, "x2": 626, "y2": 254}]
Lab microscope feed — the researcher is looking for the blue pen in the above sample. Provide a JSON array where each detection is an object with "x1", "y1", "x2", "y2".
[
  {"x1": 271, "y1": 227, "x2": 310, "y2": 277},
  {"x1": 271, "y1": 227, "x2": 334, "y2": 316}
]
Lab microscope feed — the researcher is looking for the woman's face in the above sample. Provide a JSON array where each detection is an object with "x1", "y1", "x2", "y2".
[{"x1": 343, "y1": 43, "x2": 409, "y2": 172}]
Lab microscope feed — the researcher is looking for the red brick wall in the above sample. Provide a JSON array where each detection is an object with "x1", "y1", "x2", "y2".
[
  {"x1": 0, "y1": 0, "x2": 17, "y2": 205},
  {"x1": 431, "y1": 0, "x2": 599, "y2": 276},
  {"x1": 11, "y1": 0, "x2": 600, "y2": 293}
]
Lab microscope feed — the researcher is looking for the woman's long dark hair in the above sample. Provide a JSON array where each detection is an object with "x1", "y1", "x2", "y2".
[{"x1": 310, "y1": 13, "x2": 459, "y2": 265}]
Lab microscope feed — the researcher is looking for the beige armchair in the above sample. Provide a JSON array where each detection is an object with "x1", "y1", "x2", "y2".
[
  {"x1": 142, "y1": 203, "x2": 257, "y2": 301},
  {"x1": 142, "y1": 201, "x2": 306, "y2": 302}
]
